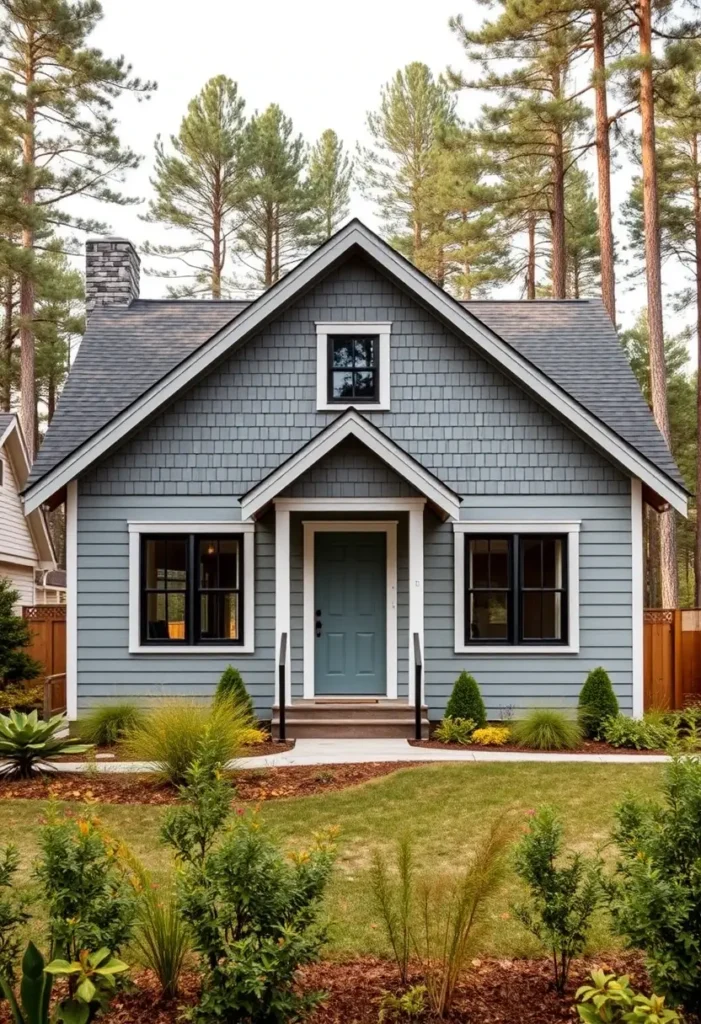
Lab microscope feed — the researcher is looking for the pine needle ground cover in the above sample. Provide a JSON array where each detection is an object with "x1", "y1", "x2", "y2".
[{"x1": 0, "y1": 761, "x2": 663, "y2": 959}]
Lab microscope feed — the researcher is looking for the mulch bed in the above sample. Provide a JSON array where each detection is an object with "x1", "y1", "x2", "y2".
[
  {"x1": 410, "y1": 738, "x2": 666, "y2": 756},
  {"x1": 0, "y1": 955, "x2": 648, "y2": 1024},
  {"x1": 52, "y1": 740, "x2": 295, "y2": 762},
  {"x1": 0, "y1": 761, "x2": 427, "y2": 805}
]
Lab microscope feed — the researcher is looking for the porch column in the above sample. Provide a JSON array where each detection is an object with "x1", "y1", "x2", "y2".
[
  {"x1": 275, "y1": 505, "x2": 291, "y2": 705},
  {"x1": 408, "y1": 505, "x2": 424, "y2": 704}
]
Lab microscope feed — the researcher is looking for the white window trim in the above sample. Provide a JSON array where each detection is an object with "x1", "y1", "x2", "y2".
[
  {"x1": 453, "y1": 521, "x2": 581, "y2": 655},
  {"x1": 302, "y1": 520, "x2": 398, "y2": 700},
  {"x1": 127, "y1": 521, "x2": 255, "y2": 654},
  {"x1": 315, "y1": 321, "x2": 391, "y2": 411}
]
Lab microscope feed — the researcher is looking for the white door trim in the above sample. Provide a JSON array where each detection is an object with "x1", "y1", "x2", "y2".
[{"x1": 302, "y1": 521, "x2": 398, "y2": 700}]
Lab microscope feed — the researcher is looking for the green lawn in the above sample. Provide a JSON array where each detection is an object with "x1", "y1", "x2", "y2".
[{"x1": 1, "y1": 762, "x2": 665, "y2": 959}]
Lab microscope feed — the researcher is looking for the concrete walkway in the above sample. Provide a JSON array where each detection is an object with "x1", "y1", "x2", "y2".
[{"x1": 49, "y1": 738, "x2": 671, "y2": 773}]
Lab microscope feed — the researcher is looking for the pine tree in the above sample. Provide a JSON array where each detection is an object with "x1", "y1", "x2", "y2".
[
  {"x1": 33, "y1": 241, "x2": 83, "y2": 425},
  {"x1": 359, "y1": 63, "x2": 456, "y2": 265},
  {"x1": 0, "y1": 577, "x2": 41, "y2": 686},
  {"x1": 237, "y1": 104, "x2": 311, "y2": 288},
  {"x1": 215, "y1": 665, "x2": 254, "y2": 722},
  {"x1": 451, "y1": 1, "x2": 592, "y2": 298},
  {"x1": 564, "y1": 167, "x2": 600, "y2": 298},
  {"x1": 143, "y1": 76, "x2": 249, "y2": 299},
  {"x1": 0, "y1": 0, "x2": 155, "y2": 458},
  {"x1": 577, "y1": 666, "x2": 619, "y2": 738},
  {"x1": 307, "y1": 129, "x2": 353, "y2": 241},
  {"x1": 445, "y1": 671, "x2": 487, "y2": 727}
]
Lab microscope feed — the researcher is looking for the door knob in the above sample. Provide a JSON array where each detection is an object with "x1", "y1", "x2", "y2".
[{"x1": 315, "y1": 617, "x2": 322, "y2": 637}]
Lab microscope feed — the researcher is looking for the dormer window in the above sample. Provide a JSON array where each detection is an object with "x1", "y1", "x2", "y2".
[{"x1": 316, "y1": 322, "x2": 391, "y2": 411}]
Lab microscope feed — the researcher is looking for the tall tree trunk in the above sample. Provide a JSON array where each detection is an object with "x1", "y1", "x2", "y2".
[
  {"x1": 19, "y1": 42, "x2": 36, "y2": 461},
  {"x1": 573, "y1": 255, "x2": 580, "y2": 299},
  {"x1": 1, "y1": 276, "x2": 12, "y2": 412},
  {"x1": 639, "y1": 0, "x2": 678, "y2": 606},
  {"x1": 693, "y1": 137, "x2": 701, "y2": 605},
  {"x1": 212, "y1": 171, "x2": 222, "y2": 300},
  {"x1": 264, "y1": 202, "x2": 273, "y2": 288},
  {"x1": 550, "y1": 68, "x2": 567, "y2": 299},
  {"x1": 527, "y1": 214, "x2": 537, "y2": 299},
  {"x1": 592, "y1": 3, "x2": 616, "y2": 323}
]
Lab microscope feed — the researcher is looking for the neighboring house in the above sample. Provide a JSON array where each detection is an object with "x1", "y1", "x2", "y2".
[
  {"x1": 0, "y1": 414, "x2": 56, "y2": 611},
  {"x1": 35, "y1": 569, "x2": 67, "y2": 605},
  {"x1": 22, "y1": 225, "x2": 688, "y2": 736}
]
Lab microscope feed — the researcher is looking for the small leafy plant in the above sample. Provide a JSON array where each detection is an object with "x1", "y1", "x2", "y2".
[
  {"x1": 378, "y1": 985, "x2": 427, "y2": 1022},
  {"x1": 0, "y1": 941, "x2": 52, "y2": 1024},
  {"x1": 472, "y1": 726, "x2": 511, "y2": 746},
  {"x1": 240, "y1": 726, "x2": 267, "y2": 746},
  {"x1": 512, "y1": 709, "x2": 582, "y2": 751},
  {"x1": 575, "y1": 970, "x2": 681, "y2": 1024},
  {"x1": 0, "y1": 845, "x2": 30, "y2": 982},
  {"x1": 603, "y1": 713, "x2": 675, "y2": 751},
  {"x1": 45, "y1": 947, "x2": 129, "y2": 1023},
  {"x1": 35, "y1": 810, "x2": 138, "y2": 962},
  {"x1": 433, "y1": 717, "x2": 475, "y2": 745},
  {"x1": 445, "y1": 672, "x2": 486, "y2": 727},
  {"x1": 78, "y1": 703, "x2": 145, "y2": 747},
  {"x1": 578, "y1": 667, "x2": 619, "y2": 739},
  {"x1": 0, "y1": 711, "x2": 92, "y2": 779},
  {"x1": 513, "y1": 805, "x2": 601, "y2": 993}
]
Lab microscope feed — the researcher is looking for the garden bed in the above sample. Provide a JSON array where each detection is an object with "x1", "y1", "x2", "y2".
[
  {"x1": 410, "y1": 738, "x2": 666, "y2": 756},
  {"x1": 0, "y1": 761, "x2": 426, "y2": 804},
  {"x1": 0, "y1": 955, "x2": 647, "y2": 1024}
]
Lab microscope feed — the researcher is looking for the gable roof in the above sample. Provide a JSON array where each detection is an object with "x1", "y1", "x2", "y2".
[
  {"x1": 241, "y1": 409, "x2": 461, "y2": 520},
  {"x1": 1, "y1": 414, "x2": 55, "y2": 564},
  {"x1": 23, "y1": 220, "x2": 687, "y2": 516}
]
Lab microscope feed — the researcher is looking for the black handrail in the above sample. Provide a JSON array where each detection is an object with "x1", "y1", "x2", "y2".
[
  {"x1": 413, "y1": 632, "x2": 422, "y2": 741},
  {"x1": 278, "y1": 632, "x2": 288, "y2": 743}
]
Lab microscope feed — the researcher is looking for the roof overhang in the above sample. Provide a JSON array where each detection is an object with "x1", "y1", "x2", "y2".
[
  {"x1": 1, "y1": 417, "x2": 55, "y2": 564},
  {"x1": 240, "y1": 409, "x2": 461, "y2": 521},
  {"x1": 22, "y1": 219, "x2": 688, "y2": 517}
]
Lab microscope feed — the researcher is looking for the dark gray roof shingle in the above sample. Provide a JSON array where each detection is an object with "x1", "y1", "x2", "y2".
[
  {"x1": 27, "y1": 294, "x2": 685, "y2": 492},
  {"x1": 0, "y1": 413, "x2": 15, "y2": 435}
]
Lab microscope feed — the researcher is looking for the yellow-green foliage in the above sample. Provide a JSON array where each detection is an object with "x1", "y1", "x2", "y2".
[
  {"x1": 240, "y1": 727, "x2": 267, "y2": 746},
  {"x1": 434, "y1": 717, "x2": 475, "y2": 745},
  {"x1": 472, "y1": 726, "x2": 511, "y2": 746}
]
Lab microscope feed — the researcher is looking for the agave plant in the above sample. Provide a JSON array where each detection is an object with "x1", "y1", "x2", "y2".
[{"x1": 0, "y1": 711, "x2": 92, "y2": 779}]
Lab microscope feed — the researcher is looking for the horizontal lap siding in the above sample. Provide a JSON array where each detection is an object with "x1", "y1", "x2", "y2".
[
  {"x1": 424, "y1": 489, "x2": 633, "y2": 719},
  {"x1": 76, "y1": 493, "x2": 274, "y2": 715}
]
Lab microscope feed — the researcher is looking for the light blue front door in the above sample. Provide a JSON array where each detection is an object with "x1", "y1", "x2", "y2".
[{"x1": 314, "y1": 532, "x2": 387, "y2": 695}]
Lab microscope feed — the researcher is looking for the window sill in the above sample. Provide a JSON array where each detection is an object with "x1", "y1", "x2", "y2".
[
  {"x1": 455, "y1": 645, "x2": 579, "y2": 655},
  {"x1": 129, "y1": 644, "x2": 255, "y2": 655},
  {"x1": 316, "y1": 401, "x2": 390, "y2": 412}
]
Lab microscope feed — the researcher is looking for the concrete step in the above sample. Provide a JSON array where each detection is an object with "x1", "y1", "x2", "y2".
[{"x1": 271, "y1": 702, "x2": 430, "y2": 739}]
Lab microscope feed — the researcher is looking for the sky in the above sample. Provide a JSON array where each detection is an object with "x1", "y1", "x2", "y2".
[{"x1": 82, "y1": 0, "x2": 681, "y2": 346}]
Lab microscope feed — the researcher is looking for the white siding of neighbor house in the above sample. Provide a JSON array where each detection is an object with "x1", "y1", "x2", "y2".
[
  {"x1": 0, "y1": 560, "x2": 35, "y2": 611},
  {"x1": 0, "y1": 444, "x2": 36, "y2": 566}
]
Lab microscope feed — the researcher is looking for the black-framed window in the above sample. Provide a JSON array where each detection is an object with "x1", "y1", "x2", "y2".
[
  {"x1": 141, "y1": 534, "x2": 244, "y2": 645},
  {"x1": 327, "y1": 334, "x2": 379, "y2": 402},
  {"x1": 465, "y1": 534, "x2": 567, "y2": 645}
]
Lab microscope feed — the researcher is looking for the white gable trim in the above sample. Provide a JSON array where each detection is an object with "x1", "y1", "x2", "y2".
[
  {"x1": 2, "y1": 416, "x2": 55, "y2": 565},
  {"x1": 23, "y1": 220, "x2": 687, "y2": 516},
  {"x1": 240, "y1": 410, "x2": 460, "y2": 521}
]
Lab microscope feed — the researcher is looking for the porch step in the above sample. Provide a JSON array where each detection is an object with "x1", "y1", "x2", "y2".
[{"x1": 271, "y1": 701, "x2": 430, "y2": 739}]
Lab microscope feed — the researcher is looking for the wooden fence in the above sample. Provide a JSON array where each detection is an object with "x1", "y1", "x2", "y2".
[
  {"x1": 22, "y1": 604, "x2": 66, "y2": 677},
  {"x1": 644, "y1": 609, "x2": 701, "y2": 710}
]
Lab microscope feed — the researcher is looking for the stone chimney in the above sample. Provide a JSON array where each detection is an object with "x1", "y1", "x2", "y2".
[{"x1": 85, "y1": 237, "x2": 140, "y2": 312}]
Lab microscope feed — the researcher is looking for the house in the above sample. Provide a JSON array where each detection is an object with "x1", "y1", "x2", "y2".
[
  {"x1": 0, "y1": 414, "x2": 56, "y2": 611},
  {"x1": 22, "y1": 224, "x2": 688, "y2": 737}
]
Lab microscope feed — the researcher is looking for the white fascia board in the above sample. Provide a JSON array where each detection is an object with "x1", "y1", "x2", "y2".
[
  {"x1": 23, "y1": 220, "x2": 688, "y2": 515},
  {"x1": 241, "y1": 410, "x2": 460, "y2": 520}
]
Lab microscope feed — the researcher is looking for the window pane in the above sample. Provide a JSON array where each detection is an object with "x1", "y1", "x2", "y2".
[
  {"x1": 542, "y1": 539, "x2": 562, "y2": 588},
  {"x1": 354, "y1": 338, "x2": 375, "y2": 367},
  {"x1": 522, "y1": 591, "x2": 563, "y2": 640},
  {"x1": 469, "y1": 591, "x2": 509, "y2": 640},
  {"x1": 331, "y1": 339, "x2": 353, "y2": 367},
  {"x1": 489, "y1": 539, "x2": 509, "y2": 588},
  {"x1": 146, "y1": 592, "x2": 186, "y2": 640},
  {"x1": 354, "y1": 370, "x2": 376, "y2": 397},
  {"x1": 167, "y1": 540, "x2": 187, "y2": 589},
  {"x1": 145, "y1": 540, "x2": 166, "y2": 589},
  {"x1": 332, "y1": 370, "x2": 354, "y2": 398},
  {"x1": 167, "y1": 592, "x2": 186, "y2": 639},
  {"x1": 522, "y1": 539, "x2": 542, "y2": 588},
  {"x1": 200, "y1": 592, "x2": 239, "y2": 641},
  {"x1": 470, "y1": 539, "x2": 490, "y2": 587},
  {"x1": 199, "y1": 539, "x2": 219, "y2": 588},
  {"x1": 218, "y1": 539, "x2": 239, "y2": 588}
]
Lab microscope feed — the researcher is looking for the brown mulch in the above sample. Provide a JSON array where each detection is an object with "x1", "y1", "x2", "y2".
[
  {"x1": 52, "y1": 740, "x2": 295, "y2": 762},
  {"x1": 410, "y1": 738, "x2": 666, "y2": 756},
  {"x1": 0, "y1": 956, "x2": 648, "y2": 1024},
  {"x1": 0, "y1": 761, "x2": 427, "y2": 805}
]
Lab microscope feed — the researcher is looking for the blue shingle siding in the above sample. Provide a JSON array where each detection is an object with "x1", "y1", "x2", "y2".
[{"x1": 75, "y1": 254, "x2": 634, "y2": 718}]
